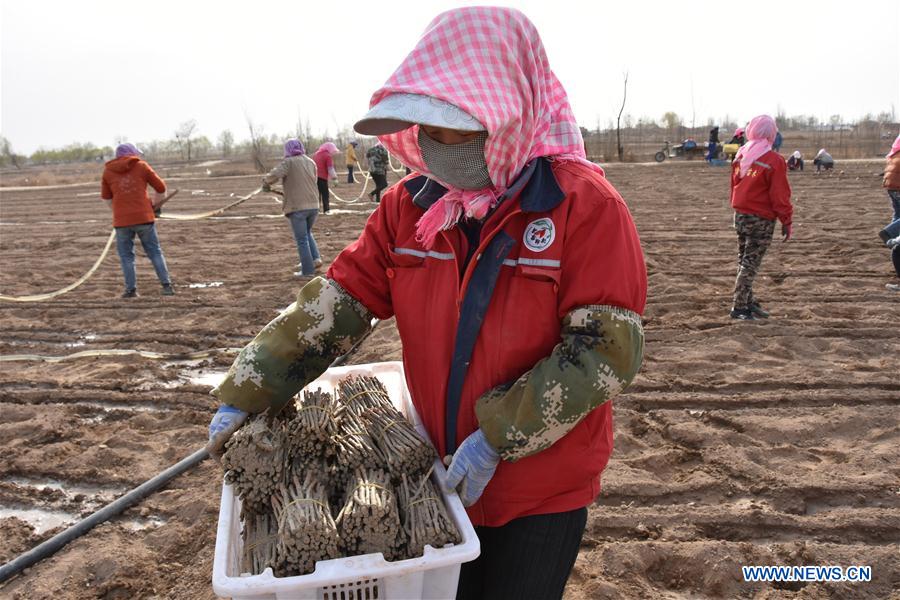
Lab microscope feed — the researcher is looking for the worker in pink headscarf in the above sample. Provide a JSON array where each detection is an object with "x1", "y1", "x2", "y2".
[
  {"x1": 208, "y1": 9, "x2": 646, "y2": 597},
  {"x1": 729, "y1": 115, "x2": 793, "y2": 320},
  {"x1": 313, "y1": 142, "x2": 340, "y2": 214}
]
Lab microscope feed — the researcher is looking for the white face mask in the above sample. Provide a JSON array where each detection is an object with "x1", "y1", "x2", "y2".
[{"x1": 417, "y1": 129, "x2": 493, "y2": 190}]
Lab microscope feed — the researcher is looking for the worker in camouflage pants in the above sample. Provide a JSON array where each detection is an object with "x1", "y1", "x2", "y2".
[
  {"x1": 733, "y1": 213, "x2": 775, "y2": 314},
  {"x1": 729, "y1": 114, "x2": 793, "y2": 320}
]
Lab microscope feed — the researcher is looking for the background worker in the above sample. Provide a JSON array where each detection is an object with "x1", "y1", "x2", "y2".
[
  {"x1": 313, "y1": 142, "x2": 340, "y2": 214},
  {"x1": 262, "y1": 139, "x2": 323, "y2": 278},
  {"x1": 365, "y1": 142, "x2": 389, "y2": 202},
  {"x1": 206, "y1": 8, "x2": 646, "y2": 599},
  {"x1": 813, "y1": 148, "x2": 835, "y2": 173},
  {"x1": 706, "y1": 125, "x2": 720, "y2": 162},
  {"x1": 346, "y1": 141, "x2": 359, "y2": 183},
  {"x1": 100, "y1": 143, "x2": 174, "y2": 298},
  {"x1": 787, "y1": 150, "x2": 804, "y2": 171},
  {"x1": 729, "y1": 115, "x2": 793, "y2": 320}
]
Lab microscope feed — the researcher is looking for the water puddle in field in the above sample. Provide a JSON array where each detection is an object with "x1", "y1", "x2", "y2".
[
  {"x1": 65, "y1": 333, "x2": 98, "y2": 348},
  {"x1": 120, "y1": 516, "x2": 168, "y2": 531},
  {"x1": 3, "y1": 477, "x2": 127, "y2": 501},
  {"x1": 1, "y1": 478, "x2": 167, "y2": 533},
  {"x1": 63, "y1": 400, "x2": 176, "y2": 419},
  {"x1": 0, "y1": 507, "x2": 168, "y2": 534},
  {"x1": 323, "y1": 208, "x2": 376, "y2": 215},
  {"x1": 0, "y1": 506, "x2": 77, "y2": 534},
  {"x1": 187, "y1": 281, "x2": 224, "y2": 289},
  {"x1": 156, "y1": 357, "x2": 228, "y2": 389},
  {"x1": 73, "y1": 403, "x2": 171, "y2": 423},
  {"x1": 183, "y1": 368, "x2": 228, "y2": 388}
]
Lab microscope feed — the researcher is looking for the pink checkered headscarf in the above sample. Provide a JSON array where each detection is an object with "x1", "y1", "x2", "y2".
[
  {"x1": 370, "y1": 7, "x2": 596, "y2": 240},
  {"x1": 734, "y1": 115, "x2": 778, "y2": 178}
]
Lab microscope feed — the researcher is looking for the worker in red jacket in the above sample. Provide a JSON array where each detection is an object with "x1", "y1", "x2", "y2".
[
  {"x1": 207, "y1": 8, "x2": 646, "y2": 598},
  {"x1": 100, "y1": 143, "x2": 174, "y2": 298},
  {"x1": 729, "y1": 115, "x2": 793, "y2": 320}
]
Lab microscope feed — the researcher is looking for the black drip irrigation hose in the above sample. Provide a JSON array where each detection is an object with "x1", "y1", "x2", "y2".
[{"x1": 0, "y1": 448, "x2": 210, "y2": 584}]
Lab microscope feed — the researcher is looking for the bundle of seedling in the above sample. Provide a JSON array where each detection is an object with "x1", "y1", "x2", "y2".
[
  {"x1": 336, "y1": 467, "x2": 405, "y2": 561},
  {"x1": 222, "y1": 375, "x2": 461, "y2": 577},
  {"x1": 241, "y1": 511, "x2": 278, "y2": 576},
  {"x1": 284, "y1": 388, "x2": 338, "y2": 462},
  {"x1": 221, "y1": 413, "x2": 287, "y2": 515},
  {"x1": 272, "y1": 469, "x2": 341, "y2": 576},
  {"x1": 399, "y1": 468, "x2": 462, "y2": 558},
  {"x1": 338, "y1": 375, "x2": 437, "y2": 477},
  {"x1": 332, "y1": 408, "x2": 384, "y2": 487}
]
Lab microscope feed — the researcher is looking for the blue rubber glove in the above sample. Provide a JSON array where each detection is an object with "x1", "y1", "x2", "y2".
[
  {"x1": 444, "y1": 429, "x2": 500, "y2": 507},
  {"x1": 207, "y1": 405, "x2": 249, "y2": 461}
]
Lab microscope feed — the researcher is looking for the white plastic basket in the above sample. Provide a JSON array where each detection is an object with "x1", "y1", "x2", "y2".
[{"x1": 212, "y1": 361, "x2": 480, "y2": 599}]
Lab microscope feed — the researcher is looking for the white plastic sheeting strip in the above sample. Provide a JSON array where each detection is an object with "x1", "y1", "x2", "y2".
[{"x1": 0, "y1": 230, "x2": 116, "y2": 302}]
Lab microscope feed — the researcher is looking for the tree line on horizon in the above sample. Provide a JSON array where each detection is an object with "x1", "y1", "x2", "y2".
[{"x1": 1, "y1": 109, "x2": 897, "y2": 169}]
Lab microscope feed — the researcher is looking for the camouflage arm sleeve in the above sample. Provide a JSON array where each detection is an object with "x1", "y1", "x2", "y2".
[
  {"x1": 211, "y1": 277, "x2": 374, "y2": 414},
  {"x1": 475, "y1": 305, "x2": 644, "y2": 462}
]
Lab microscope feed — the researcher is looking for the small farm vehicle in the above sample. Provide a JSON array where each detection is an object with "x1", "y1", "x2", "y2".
[{"x1": 654, "y1": 140, "x2": 727, "y2": 162}]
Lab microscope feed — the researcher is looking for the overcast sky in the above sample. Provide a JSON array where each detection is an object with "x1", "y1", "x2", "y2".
[{"x1": 1, "y1": 0, "x2": 898, "y2": 154}]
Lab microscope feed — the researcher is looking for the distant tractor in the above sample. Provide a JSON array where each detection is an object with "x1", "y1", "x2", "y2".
[{"x1": 654, "y1": 140, "x2": 725, "y2": 162}]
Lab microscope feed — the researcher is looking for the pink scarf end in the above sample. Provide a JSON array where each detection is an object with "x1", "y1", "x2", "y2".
[{"x1": 415, "y1": 188, "x2": 499, "y2": 249}]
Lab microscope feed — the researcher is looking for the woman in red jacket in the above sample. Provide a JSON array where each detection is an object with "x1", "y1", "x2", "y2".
[
  {"x1": 729, "y1": 115, "x2": 793, "y2": 320},
  {"x1": 313, "y1": 142, "x2": 339, "y2": 214},
  {"x1": 208, "y1": 8, "x2": 646, "y2": 598}
]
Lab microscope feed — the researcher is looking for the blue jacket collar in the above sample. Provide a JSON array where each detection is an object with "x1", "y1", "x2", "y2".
[{"x1": 404, "y1": 157, "x2": 565, "y2": 213}]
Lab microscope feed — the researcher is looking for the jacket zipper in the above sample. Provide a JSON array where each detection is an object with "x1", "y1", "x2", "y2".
[{"x1": 457, "y1": 207, "x2": 523, "y2": 301}]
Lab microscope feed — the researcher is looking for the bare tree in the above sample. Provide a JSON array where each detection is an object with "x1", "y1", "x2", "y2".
[
  {"x1": 303, "y1": 118, "x2": 313, "y2": 145},
  {"x1": 175, "y1": 119, "x2": 199, "y2": 161},
  {"x1": 246, "y1": 115, "x2": 267, "y2": 173},
  {"x1": 218, "y1": 130, "x2": 234, "y2": 157},
  {"x1": 616, "y1": 72, "x2": 629, "y2": 162},
  {"x1": 0, "y1": 136, "x2": 21, "y2": 169},
  {"x1": 294, "y1": 111, "x2": 305, "y2": 140}
]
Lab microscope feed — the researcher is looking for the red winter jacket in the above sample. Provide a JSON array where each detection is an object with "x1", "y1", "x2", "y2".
[
  {"x1": 730, "y1": 150, "x2": 793, "y2": 226},
  {"x1": 329, "y1": 158, "x2": 646, "y2": 526},
  {"x1": 313, "y1": 149, "x2": 335, "y2": 180},
  {"x1": 101, "y1": 156, "x2": 166, "y2": 227}
]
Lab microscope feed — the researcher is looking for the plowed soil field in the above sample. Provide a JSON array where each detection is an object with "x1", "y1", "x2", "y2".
[{"x1": 1, "y1": 159, "x2": 897, "y2": 599}]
